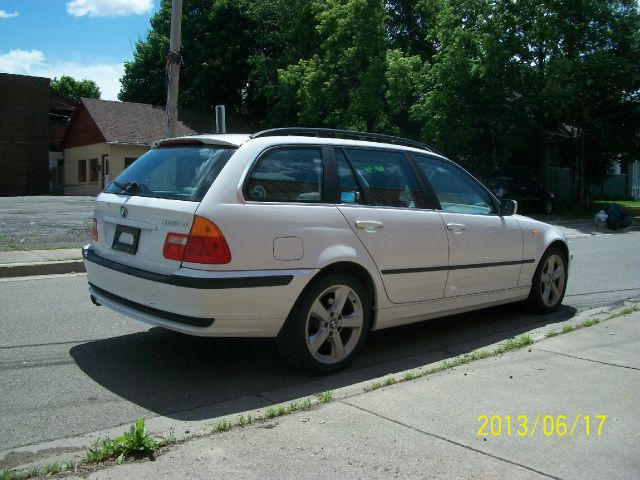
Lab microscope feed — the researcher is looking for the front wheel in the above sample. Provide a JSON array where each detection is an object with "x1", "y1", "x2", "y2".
[
  {"x1": 527, "y1": 246, "x2": 567, "y2": 313},
  {"x1": 276, "y1": 274, "x2": 371, "y2": 373}
]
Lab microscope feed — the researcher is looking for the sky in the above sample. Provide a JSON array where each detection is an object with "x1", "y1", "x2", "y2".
[{"x1": 0, "y1": 0, "x2": 161, "y2": 100}]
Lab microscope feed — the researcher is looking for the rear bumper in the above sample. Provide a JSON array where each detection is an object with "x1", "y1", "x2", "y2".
[{"x1": 83, "y1": 245, "x2": 317, "y2": 337}]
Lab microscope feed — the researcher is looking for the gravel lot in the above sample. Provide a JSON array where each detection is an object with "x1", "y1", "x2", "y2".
[{"x1": 0, "y1": 196, "x2": 95, "y2": 251}]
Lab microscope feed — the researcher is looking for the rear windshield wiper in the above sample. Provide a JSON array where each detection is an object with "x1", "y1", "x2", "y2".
[{"x1": 112, "y1": 181, "x2": 142, "y2": 194}]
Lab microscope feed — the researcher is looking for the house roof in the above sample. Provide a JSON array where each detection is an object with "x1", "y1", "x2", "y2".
[
  {"x1": 79, "y1": 97, "x2": 203, "y2": 145},
  {"x1": 50, "y1": 89, "x2": 77, "y2": 112}
]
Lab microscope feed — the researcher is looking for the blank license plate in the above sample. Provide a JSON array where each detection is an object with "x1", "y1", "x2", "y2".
[{"x1": 111, "y1": 224, "x2": 140, "y2": 255}]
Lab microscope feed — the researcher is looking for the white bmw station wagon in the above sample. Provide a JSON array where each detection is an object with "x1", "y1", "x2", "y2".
[{"x1": 84, "y1": 128, "x2": 569, "y2": 372}]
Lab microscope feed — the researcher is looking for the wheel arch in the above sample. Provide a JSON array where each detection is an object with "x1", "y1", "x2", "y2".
[
  {"x1": 547, "y1": 240, "x2": 570, "y2": 274},
  {"x1": 282, "y1": 261, "x2": 379, "y2": 333}
]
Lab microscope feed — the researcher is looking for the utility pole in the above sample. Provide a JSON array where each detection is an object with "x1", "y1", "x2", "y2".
[{"x1": 166, "y1": 0, "x2": 183, "y2": 138}]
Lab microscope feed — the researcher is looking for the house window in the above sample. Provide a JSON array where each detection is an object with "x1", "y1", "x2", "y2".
[
  {"x1": 124, "y1": 157, "x2": 137, "y2": 168},
  {"x1": 89, "y1": 158, "x2": 99, "y2": 182},
  {"x1": 78, "y1": 159, "x2": 87, "y2": 183}
]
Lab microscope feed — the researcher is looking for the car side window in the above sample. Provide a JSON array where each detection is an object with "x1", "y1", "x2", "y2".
[
  {"x1": 343, "y1": 148, "x2": 425, "y2": 208},
  {"x1": 414, "y1": 154, "x2": 494, "y2": 215},
  {"x1": 245, "y1": 147, "x2": 324, "y2": 203}
]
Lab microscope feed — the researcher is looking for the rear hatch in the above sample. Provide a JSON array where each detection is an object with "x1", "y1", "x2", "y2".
[{"x1": 92, "y1": 142, "x2": 237, "y2": 274}]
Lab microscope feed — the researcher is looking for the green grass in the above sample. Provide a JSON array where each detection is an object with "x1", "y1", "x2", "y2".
[
  {"x1": 0, "y1": 463, "x2": 70, "y2": 480},
  {"x1": 317, "y1": 391, "x2": 333, "y2": 404},
  {"x1": 546, "y1": 318, "x2": 602, "y2": 338},
  {"x1": 86, "y1": 418, "x2": 157, "y2": 465},
  {"x1": 213, "y1": 419, "x2": 232, "y2": 433},
  {"x1": 606, "y1": 305, "x2": 639, "y2": 319},
  {"x1": 0, "y1": 470, "x2": 21, "y2": 480},
  {"x1": 238, "y1": 414, "x2": 253, "y2": 426},
  {"x1": 366, "y1": 334, "x2": 533, "y2": 393},
  {"x1": 592, "y1": 200, "x2": 640, "y2": 208},
  {"x1": 41, "y1": 464, "x2": 69, "y2": 475},
  {"x1": 494, "y1": 335, "x2": 533, "y2": 354},
  {"x1": 288, "y1": 398, "x2": 313, "y2": 411}
]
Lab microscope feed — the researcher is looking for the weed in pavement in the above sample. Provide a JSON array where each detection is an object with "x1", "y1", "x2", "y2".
[
  {"x1": 0, "y1": 463, "x2": 70, "y2": 480},
  {"x1": 213, "y1": 419, "x2": 232, "y2": 433},
  {"x1": 318, "y1": 391, "x2": 333, "y2": 403},
  {"x1": 86, "y1": 418, "x2": 157, "y2": 465}
]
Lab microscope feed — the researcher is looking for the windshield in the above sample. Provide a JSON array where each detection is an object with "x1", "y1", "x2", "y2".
[{"x1": 104, "y1": 146, "x2": 236, "y2": 201}]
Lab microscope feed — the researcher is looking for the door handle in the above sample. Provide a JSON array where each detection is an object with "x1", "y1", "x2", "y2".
[
  {"x1": 355, "y1": 220, "x2": 384, "y2": 232},
  {"x1": 446, "y1": 223, "x2": 466, "y2": 233}
]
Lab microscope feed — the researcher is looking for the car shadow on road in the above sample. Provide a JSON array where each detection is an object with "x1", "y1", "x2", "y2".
[{"x1": 69, "y1": 303, "x2": 576, "y2": 422}]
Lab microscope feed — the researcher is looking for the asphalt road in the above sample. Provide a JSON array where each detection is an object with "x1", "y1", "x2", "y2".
[{"x1": 0, "y1": 230, "x2": 639, "y2": 461}]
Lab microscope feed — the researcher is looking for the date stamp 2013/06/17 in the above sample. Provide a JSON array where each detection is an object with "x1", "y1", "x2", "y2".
[{"x1": 477, "y1": 415, "x2": 607, "y2": 437}]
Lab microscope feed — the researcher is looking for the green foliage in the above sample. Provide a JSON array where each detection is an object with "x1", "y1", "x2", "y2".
[
  {"x1": 403, "y1": 371, "x2": 416, "y2": 381},
  {"x1": 213, "y1": 419, "x2": 232, "y2": 433},
  {"x1": 119, "y1": 0, "x2": 640, "y2": 190},
  {"x1": 86, "y1": 418, "x2": 158, "y2": 464},
  {"x1": 0, "y1": 469, "x2": 20, "y2": 480},
  {"x1": 318, "y1": 391, "x2": 333, "y2": 403},
  {"x1": 0, "y1": 463, "x2": 69, "y2": 480},
  {"x1": 277, "y1": 0, "x2": 389, "y2": 130},
  {"x1": 51, "y1": 75, "x2": 100, "y2": 101}
]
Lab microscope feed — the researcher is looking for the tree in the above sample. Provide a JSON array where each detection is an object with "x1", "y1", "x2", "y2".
[
  {"x1": 119, "y1": 0, "x2": 315, "y2": 117},
  {"x1": 117, "y1": 0, "x2": 639, "y2": 197},
  {"x1": 410, "y1": 0, "x2": 640, "y2": 185},
  {"x1": 276, "y1": 0, "x2": 388, "y2": 131},
  {"x1": 51, "y1": 75, "x2": 100, "y2": 101}
]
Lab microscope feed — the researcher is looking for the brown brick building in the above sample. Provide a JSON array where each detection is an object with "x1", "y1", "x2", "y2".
[{"x1": 0, "y1": 73, "x2": 51, "y2": 196}]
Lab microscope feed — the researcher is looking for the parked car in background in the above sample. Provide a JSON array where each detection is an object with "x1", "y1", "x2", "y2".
[
  {"x1": 488, "y1": 177, "x2": 556, "y2": 214},
  {"x1": 84, "y1": 128, "x2": 570, "y2": 373}
]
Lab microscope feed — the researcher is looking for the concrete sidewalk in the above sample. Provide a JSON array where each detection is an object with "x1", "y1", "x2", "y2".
[
  {"x1": 0, "y1": 248, "x2": 83, "y2": 278},
  {"x1": 7, "y1": 306, "x2": 635, "y2": 480}
]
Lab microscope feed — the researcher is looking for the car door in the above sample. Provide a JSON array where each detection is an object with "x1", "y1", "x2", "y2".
[
  {"x1": 334, "y1": 147, "x2": 449, "y2": 304},
  {"x1": 413, "y1": 154, "x2": 524, "y2": 297}
]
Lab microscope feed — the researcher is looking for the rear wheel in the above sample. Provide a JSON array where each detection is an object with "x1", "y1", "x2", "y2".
[
  {"x1": 544, "y1": 200, "x2": 554, "y2": 215},
  {"x1": 527, "y1": 246, "x2": 567, "y2": 313},
  {"x1": 276, "y1": 274, "x2": 371, "y2": 373}
]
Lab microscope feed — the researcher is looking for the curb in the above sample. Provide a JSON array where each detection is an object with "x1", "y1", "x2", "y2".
[{"x1": 0, "y1": 260, "x2": 85, "y2": 278}]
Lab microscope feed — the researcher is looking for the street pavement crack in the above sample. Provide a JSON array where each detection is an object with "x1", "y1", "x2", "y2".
[
  {"x1": 340, "y1": 400, "x2": 563, "y2": 480},
  {"x1": 532, "y1": 347, "x2": 640, "y2": 371}
]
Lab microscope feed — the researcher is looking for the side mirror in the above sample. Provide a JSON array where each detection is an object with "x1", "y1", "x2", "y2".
[{"x1": 500, "y1": 199, "x2": 518, "y2": 216}]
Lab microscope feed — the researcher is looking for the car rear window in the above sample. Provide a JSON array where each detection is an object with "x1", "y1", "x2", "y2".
[{"x1": 104, "y1": 146, "x2": 236, "y2": 201}]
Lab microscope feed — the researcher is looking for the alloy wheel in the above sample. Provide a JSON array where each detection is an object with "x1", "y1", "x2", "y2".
[{"x1": 305, "y1": 284, "x2": 364, "y2": 365}]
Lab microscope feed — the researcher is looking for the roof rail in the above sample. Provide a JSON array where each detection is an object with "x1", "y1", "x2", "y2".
[{"x1": 250, "y1": 128, "x2": 440, "y2": 154}]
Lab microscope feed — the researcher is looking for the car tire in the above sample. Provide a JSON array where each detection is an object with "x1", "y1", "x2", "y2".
[
  {"x1": 276, "y1": 274, "x2": 371, "y2": 373},
  {"x1": 527, "y1": 246, "x2": 567, "y2": 314}
]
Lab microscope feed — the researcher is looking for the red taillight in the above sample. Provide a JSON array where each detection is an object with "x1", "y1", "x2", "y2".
[
  {"x1": 91, "y1": 218, "x2": 99, "y2": 242},
  {"x1": 163, "y1": 216, "x2": 231, "y2": 264},
  {"x1": 163, "y1": 233, "x2": 189, "y2": 261}
]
